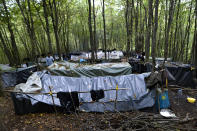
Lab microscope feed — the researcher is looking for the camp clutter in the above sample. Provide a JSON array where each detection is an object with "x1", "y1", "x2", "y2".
[{"x1": 1, "y1": 59, "x2": 197, "y2": 116}]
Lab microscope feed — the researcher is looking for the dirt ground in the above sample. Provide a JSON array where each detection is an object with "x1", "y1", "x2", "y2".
[{"x1": 1, "y1": 89, "x2": 197, "y2": 131}]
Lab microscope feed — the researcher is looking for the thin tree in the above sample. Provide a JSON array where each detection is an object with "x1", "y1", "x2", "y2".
[
  {"x1": 16, "y1": 0, "x2": 37, "y2": 59},
  {"x1": 135, "y1": 0, "x2": 139, "y2": 52},
  {"x1": 0, "y1": 28, "x2": 14, "y2": 65},
  {"x1": 125, "y1": 0, "x2": 130, "y2": 57},
  {"x1": 49, "y1": 0, "x2": 61, "y2": 60},
  {"x1": 173, "y1": 0, "x2": 181, "y2": 61},
  {"x1": 88, "y1": 0, "x2": 95, "y2": 61},
  {"x1": 151, "y1": 0, "x2": 159, "y2": 68},
  {"x1": 145, "y1": 0, "x2": 153, "y2": 62},
  {"x1": 185, "y1": 0, "x2": 193, "y2": 63},
  {"x1": 102, "y1": 0, "x2": 107, "y2": 60},
  {"x1": 43, "y1": 0, "x2": 53, "y2": 54},
  {"x1": 2, "y1": 0, "x2": 20, "y2": 65},
  {"x1": 164, "y1": 0, "x2": 175, "y2": 62},
  {"x1": 93, "y1": 0, "x2": 97, "y2": 60},
  {"x1": 194, "y1": 0, "x2": 197, "y2": 66}
]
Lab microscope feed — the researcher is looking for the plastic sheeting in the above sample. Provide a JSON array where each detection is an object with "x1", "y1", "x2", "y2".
[
  {"x1": 13, "y1": 72, "x2": 155, "y2": 113},
  {"x1": 166, "y1": 65, "x2": 196, "y2": 88},
  {"x1": 0, "y1": 65, "x2": 37, "y2": 88},
  {"x1": 0, "y1": 64, "x2": 15, "y2": 71},
  {"x1": 14, "y1": 72, "x2": 42, "y2": 93},
  {"x1": 128, "y1": 60, "x2": 196, "y2": 88},
  {"x1": 48, "y1": 62, "x2": 132, "y2": 77},
  {"x1": 70, "y1": 51, "x2": 124, "y2": 61}
]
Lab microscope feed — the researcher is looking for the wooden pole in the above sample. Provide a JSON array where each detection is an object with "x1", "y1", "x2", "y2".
[
  {"x1": 114, "y1": 84, "x2": 118, "y2": 111},
  {"x1": 48, "y1": 86, "x2": 57, "y2": 115}
]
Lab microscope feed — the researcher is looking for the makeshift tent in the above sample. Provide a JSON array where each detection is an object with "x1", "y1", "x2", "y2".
[
  {"x1": 0, "y1": 65, "x2": 37, "y2": 88},
  {"x1": 128, "y1": 60, "x2": 152, "y2": 73},
  {"x1": 129, "y1": 58, "x2": 196, "y2": 88},
  {"x1": 47, "y1": 62, "x2": 132, "y2": 77},
  {"x1": 69, "y1": 50, "x2": 124, "y2": 61},
  {"x1": 11, "y1": 71, "x2": 155, "y2": 114},
  {"x1": 166, "y1": 64, "x2": 196, "y2": 88}
]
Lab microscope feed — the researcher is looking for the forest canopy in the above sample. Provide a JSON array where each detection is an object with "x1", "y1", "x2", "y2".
[{"x1": 0, "y1": 0, "x2": 196, "y2": 66}]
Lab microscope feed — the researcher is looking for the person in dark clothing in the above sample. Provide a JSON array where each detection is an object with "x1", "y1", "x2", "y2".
[{"x1": 140, "y1": 52, "x2": 145, "y2": 62}]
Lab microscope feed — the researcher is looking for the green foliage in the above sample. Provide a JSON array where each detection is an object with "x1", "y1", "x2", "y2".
[{"x1": 0, "y1": 0, "x2": 195, "y2": 64}]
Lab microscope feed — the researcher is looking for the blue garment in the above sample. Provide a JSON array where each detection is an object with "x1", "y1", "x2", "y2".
[
  {"x1": 156, "y1": 90, "x2": 170, "y2": 110},
  {"x1": 80, "y1": 59, "x2": 86, "y2": 63},
  {"x1": 46, "y1": 56, "x2": 54, "y2": 66}
]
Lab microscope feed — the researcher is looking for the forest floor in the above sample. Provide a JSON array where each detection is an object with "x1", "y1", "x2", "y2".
[{"x1": 1, "y1": 89, "x2": 197, "y2": 131}]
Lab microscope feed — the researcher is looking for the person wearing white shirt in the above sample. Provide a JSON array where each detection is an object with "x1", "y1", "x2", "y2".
[{"x1": 46, "y1": 53, "x2": 54, "y2": 66}]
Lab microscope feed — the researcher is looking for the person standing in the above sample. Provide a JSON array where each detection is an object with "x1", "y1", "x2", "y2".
[{"x1": 46, "y1": 53, "x2": 54, "y2": 66}]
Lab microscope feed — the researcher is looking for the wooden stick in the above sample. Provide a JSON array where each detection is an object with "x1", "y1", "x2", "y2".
[
  {"x1": 169, "y1": 87, "x2": 197, "y2": 91},
  {"x1": 48, "y1": 86, "x2": 57, "y2": 115},
  {"x1": 3, "y1": 88, "x2": 130, "y2": 94},
  {"x1": 114, "y1": 84, "x2": 118, "y2": 111}
]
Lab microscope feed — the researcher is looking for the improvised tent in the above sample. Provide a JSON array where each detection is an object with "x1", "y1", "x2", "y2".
[
  {"x1": 12, "y1": 71, "x2": 155, "y2": 114},
  {"x1": 0, "y1": 65, "x2": 37, "y2": 88},
  {"x1": 11, "y1": 62, "x2": 157, "y2": 115},
  {"x1": 47, "y1": 62, "x2": 132, "y2": 77}
]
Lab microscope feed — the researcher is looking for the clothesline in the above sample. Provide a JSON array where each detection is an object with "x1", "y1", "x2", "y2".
[{"x1": 3, "y1": 88, "x2": 130, "y2": 95}]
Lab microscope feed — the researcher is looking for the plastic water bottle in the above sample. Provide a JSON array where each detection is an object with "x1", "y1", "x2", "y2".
[{"x1": 177, "y1": 89, "x2": 183, "y2": 105}]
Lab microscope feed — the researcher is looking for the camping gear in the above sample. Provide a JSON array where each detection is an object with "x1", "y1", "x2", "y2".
[
  {"x1": 187, "y1": 97, "x2": 196, "y2": 103},
  {"x1": 160, "y1": 109, "x2": 176, "y2": 118}
]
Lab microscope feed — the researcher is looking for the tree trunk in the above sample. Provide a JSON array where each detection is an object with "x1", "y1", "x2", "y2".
[
  {"x1": 2, "y1": 0, "x2": 20, "y2": 65},
  {"x1": 185, "y1": 0, "x2": 193, "y2": 63},
  {"x1": 130, "y1": 0, "x2": 134, "y2": 53},
  {"x1": 139, "y1": 0, "x2": 144, "y2": 52},
  {"x1": 16, "y1": 0, "x2": 37, "y2": 59},
  {"x1": 50, "y1": 0, "x2": 61, "y2": 60},
  {"x1": 194, "y1": 0, "x2": 197, "y2": 66},
  {"x1": 66, "y1": 4, "x2": 70, "y2": 55},
  {"x1": 151, "y1": 0, "x2": 159, "y2": 68},
  {"x1": 43, "y1": 0, "x2": 53, "y2": 54},
  {"x1": 102, "y1": 0, "x2": 107, "y2": 60},
  {"x1": 14, "y1": 26, "x2": 30, "y2": 57},
  {"x1": 125, "y1": 0, "x2": 130, "y2": 57},
  {"x1": 93, "y1": 0, "x2": 97, "y2": 60},
  {"x1": 173, "y1": 0, "x2": 181, "y2": 61},
  {"x1": 0, "y1": 29, "x2": 14, "y2": 65},
  {"x1": 145, "y1": 0, "x2": 153, "y2": 62},
  {"x1": 88, "y1": 0, "x2": 95, "y2": 61},
  {"x1": 164, "y1": 0, "x2": 175, "y2": 61},
  {"x1": 135, "y1": 0, "x2": 139, "y2": 52}
]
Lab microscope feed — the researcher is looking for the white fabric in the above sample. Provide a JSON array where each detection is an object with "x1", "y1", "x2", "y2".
[{"x1": 14, "y1": 72, "x2": 42, "y2": 93}]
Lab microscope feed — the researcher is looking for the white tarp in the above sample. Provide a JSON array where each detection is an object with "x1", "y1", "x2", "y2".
[
  {"x1": 14, "y1": 71, "x2": 155, "y2": 112},
  {"x1": 14, "y1": 72, "x2": 42, "y2": 93}
]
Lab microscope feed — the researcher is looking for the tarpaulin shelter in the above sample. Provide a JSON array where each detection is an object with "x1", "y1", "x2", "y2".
[
  {"x1": 47, "y1": 62, "x2": 132, "y2": 77},
  {"x1": 165, "y1": 63, "x2": 196, "y2": 88},
  {"x1": 0, "y1": 65, "x2": 37, "y2": 88},
  {"x1": 129, "y1": 58, "x2": 196, "y2": 88},
  {"x1": 11, "y1": 71, "x2": 155, "y2": 115}
]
